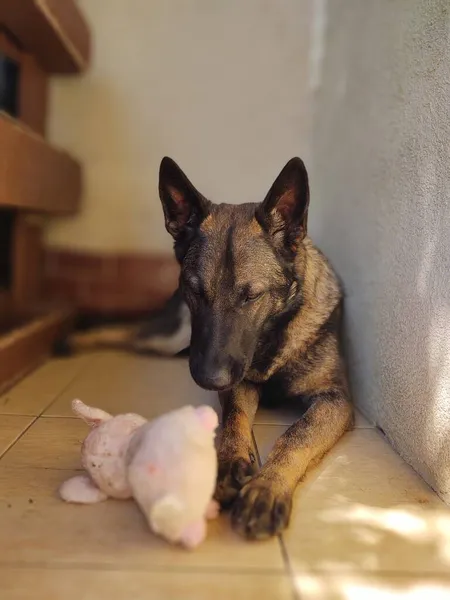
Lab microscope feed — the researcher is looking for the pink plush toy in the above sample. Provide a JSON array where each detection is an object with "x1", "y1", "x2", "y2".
[{"x1": 59, "y1": 399, "x2": 219, "y2": 549}]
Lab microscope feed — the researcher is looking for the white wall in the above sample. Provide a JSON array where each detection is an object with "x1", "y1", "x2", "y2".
[
  {"x1": 46, "y1": 0, "x2": 450, "y2": 502},
  {"x1": 308, "y1": 0, "x2": 450, "y2": 500},
  {"x1": 46, "y1": 0, "x2": 311, "y2": 254}
]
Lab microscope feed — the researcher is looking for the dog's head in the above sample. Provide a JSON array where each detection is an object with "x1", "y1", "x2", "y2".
[{"x1": 158, "y1": 157, "x2": 310, "y2": 391}]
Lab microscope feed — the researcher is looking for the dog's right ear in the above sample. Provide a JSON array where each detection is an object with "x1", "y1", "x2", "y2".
[
  {"x1": 256, "y1": 157, "x2": 309, "y2": 255},
  {"x1": 159, "y1": 157, "x2": 211, "y2": 240}
]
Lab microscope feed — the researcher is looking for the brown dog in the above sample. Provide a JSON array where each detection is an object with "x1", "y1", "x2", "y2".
[{"x1": 62, "y1": 157, "x2": 353, "y2": 540}]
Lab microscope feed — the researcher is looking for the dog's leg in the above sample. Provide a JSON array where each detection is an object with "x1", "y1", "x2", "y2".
[
  {"x1": 231, "y1": 388, "x2": 352, "y2": 539},
  {"x1": 132, "y1": 299, "x2": 191, "y2": 356},
  {"x1": 55, "y1": 288, "x2": 191, "y2": 357},
  {"x1": 60, "y1": 325, "x2": 136, "y2": 354},
  {"x1": 215, "y1": 382, "x2": 260, "y2": 508}
]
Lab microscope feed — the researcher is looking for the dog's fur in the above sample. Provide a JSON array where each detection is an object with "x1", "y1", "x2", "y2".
[{"x1": 62, "y1": 157, "x2": 353, "y2": 540}]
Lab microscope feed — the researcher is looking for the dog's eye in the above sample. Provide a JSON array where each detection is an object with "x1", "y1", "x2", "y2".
[
  {"x1": 242, "y1": 291, "x2": 264, "y2": 305},
  {"x1": 182, "y1": 274, "x2": 202, "y2": 296}
]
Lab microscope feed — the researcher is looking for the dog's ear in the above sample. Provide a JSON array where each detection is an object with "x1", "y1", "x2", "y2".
[
  {"x1": 256, "y1": 157, "x2": 310, "y2": 253},
  {"x1": 159, "y1": 157, "x2": 211, "y2": 240}
]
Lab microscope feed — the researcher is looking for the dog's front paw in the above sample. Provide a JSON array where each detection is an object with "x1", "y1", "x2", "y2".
[
  {"x1": 215, "y1": 452, "x2": 257, "y2": 509},
  {"x1": 231, "y1": 477, "x2": 293, "y2": 540}
]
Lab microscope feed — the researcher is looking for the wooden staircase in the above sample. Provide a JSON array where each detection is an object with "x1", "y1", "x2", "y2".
[{"x1": 0, "y1": 0, "x2": 90, "y2": 393}]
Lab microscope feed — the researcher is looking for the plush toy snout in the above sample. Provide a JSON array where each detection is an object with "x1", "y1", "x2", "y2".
[{"x1": 195, "y1": 405, "x2": 219, "y2": 432}]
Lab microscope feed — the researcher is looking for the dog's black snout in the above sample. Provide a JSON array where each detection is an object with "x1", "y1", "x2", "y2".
[
  {"x1": 190, "y1": 355, "x2": 244, "y2": 391},
  {"x1": 201, "y1": 367, "x2": 234, "y2": 391}
]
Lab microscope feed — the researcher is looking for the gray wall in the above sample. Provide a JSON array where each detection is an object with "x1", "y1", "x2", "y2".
[{"x1": 308, "y1": 0, "x2": 450, "y2": 500}]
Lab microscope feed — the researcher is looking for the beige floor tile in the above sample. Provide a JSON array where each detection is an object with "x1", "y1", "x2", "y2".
[
  {"x1": 254, "y1": 425, "x2": 448, "y2": 574},
  {"x1": 0, "y1": 416, "x2": 35, "y2": 458},
  {"x1": 2, "y1": 415, "x2": 257, "y2": 473},
  {"x1": 0, "y1": 357, "x2": 88, "y2": 416},
  {"x1": 0, "y1": 466, "x2": 285, "y2": 572},
  {"x1": 0, "y1": 569, "x2": 293, "y2": 600},
  {"x1": 44, "y1": 351, "x2": 220, "y2": 419},
  {"x1": 255, "y1": 406, "x2": 302, "y2": 426},
  {"x1": 254, "y1": 424, "x2": 289, "y2": 463},
  {"x1": 1, "y1": 418, "x2": 87, "y2": 469},
  {"x1": 294, "y1": 573, "x2": 450, "y2": 599}
]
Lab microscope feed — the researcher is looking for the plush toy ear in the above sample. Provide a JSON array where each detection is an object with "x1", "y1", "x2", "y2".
[
  {"x1": 159, "y1": 157, "x2": 211, "y2": 241},
  {"x1": 256, "y1": 157, "x2": 310, "y2": 255},
  {"x1": 149, "y1": 494, "x2": 185, "y2": 541},
  {"x1": 72, "y1": 399, "x2": 113, "y2": 428}
]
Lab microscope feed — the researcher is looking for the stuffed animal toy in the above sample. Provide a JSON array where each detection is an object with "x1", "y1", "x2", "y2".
[{"x1": 59, "y1": 399, "x2": 219, "y2": 549}]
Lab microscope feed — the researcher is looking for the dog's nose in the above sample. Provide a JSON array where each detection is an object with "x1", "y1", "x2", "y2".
[
  {"x1": 202, "y1": 368, "x2": 233, "y2": 391},
  {"x1": 193, "y1": 367, "x2": 233, "y2": 391},
  {"x1": 190, "y1": 355, "x2": 239, "y2": 391},
  {"x1": 190, "y1": 351, "x2": 245, "y2": 391}
]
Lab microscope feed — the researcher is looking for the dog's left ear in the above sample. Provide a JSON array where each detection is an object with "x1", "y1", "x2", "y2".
[
  {"x1": 159, "y1": 157, "x2": 211, "y2": 240},
  {"x1": 256, "y1": 157, "x2": 310, "y2": 253}
]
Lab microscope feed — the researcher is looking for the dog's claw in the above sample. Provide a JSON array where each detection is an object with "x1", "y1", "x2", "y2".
[
  {"x1": 215, "y1": 454, "x2": 258, "y2": 509},
  {"x1": 231, "y1": 478, "x2": 293, "y2": 540}
]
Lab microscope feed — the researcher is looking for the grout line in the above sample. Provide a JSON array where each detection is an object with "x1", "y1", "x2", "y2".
[
  {"x1": 0, "y1": 466, "x2": 84, "y2": 471},
  {"x1": 252, "y1": 427, "x2": 299, "y2": 600},
  {"x1": 2, "y1": 555, "x2": 450, "y2": 579},
  {"x1": 0, "y1": 413, "x2": 36, "y2": 418},
  {"x1": 251, "y1": 429, "x2": 263, "y2": 468},
  {"x1": 0, "y1": 413, "x2": 80, "y2": 419},
  {"x1": 0, "y1": 416, "x2": 39, "y2": 461},
  {"x1": 35, "y1": 415, "x2": 80, "y2": 419},
  {"x1": 0, "y1": 357, "x2": 92, "y2": 460},
  {"x1": 0, "y1": 356, "x2": 93, "y2": 420},
  {"x1": 253, "y1": 427, "x2": 301, "y2": 599},
  {"x1": 38, "y1": 356, "x2": 94, "y2": 417},
  {"x1": 0, "y1": 560, "x2": 286, "y2": 577},
  {"x1": 267, "y1": 568, "x2": 450, "y2": 579},
  {"x1": 278, "y1": 535, "x2": 301, "y2": 600}
]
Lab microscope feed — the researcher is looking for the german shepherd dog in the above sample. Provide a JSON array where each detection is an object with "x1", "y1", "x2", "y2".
[{"x1": 63, "y1": 157, "x2": 353, "y2": 540}]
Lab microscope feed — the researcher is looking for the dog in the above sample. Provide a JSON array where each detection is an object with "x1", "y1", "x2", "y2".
[{"x1": 62, "y1": 156, "x2": 353, "y2": 540}]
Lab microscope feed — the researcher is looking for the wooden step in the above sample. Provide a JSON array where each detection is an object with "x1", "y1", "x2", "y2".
[
  {"x1": 0, "y1": 112, "x2": 82, "y2": 214},
  {"x1": 0, "y1": 0, "x2": 90, "y2": 74},
  {"x1": 0, "y1": 306, "x2": 74, "y2": 395}
]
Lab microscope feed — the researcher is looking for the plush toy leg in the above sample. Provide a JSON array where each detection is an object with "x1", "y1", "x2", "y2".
[
  {"x1": 59, "y1": 475, "x2": 108, "y2": 503},
  {"x1": 205, "y1": 499, "x2": 220, "y2": 520},
  {"x1": 180, "y1": 519, "x2": 207, "y2": 549}
]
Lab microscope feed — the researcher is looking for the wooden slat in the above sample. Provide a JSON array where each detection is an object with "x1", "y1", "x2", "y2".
[
  {"x1": 0, "y1": 31, "x2": 48, "y2": 136},
  {"x1": 20, "y1": 52, "x2": 48, "y2": 135},
  {"x1": 0, "y1": 307, "x2": 74, "y2": 395},
  {"x1": 0, "y1": 0, "x2": 90, "y2": 74},
  {"x1": 0, "y1": 290, "x2": 12, "y2": 315},
  {"x1": 0, "y1": 29, "x2": 21, "y2": 62},
  {"x1": 12, "y1": 214, "x2": 44, "y2": 309},
  {"x1": 0, "y1": 113, "x2": 82, "y2": 214}
]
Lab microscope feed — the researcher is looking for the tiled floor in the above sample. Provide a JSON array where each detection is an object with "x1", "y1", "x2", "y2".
[{"x1": 0, "y1": 351, "x2": 449, "y2": 599}]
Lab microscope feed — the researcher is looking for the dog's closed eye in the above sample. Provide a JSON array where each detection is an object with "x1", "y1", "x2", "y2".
[
  {"x1": 182, "y1": 274, "x2": 205, "y2": 300},
  {"x1": 242, "y1": 290, "x2": 265, "y2": 305}
]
